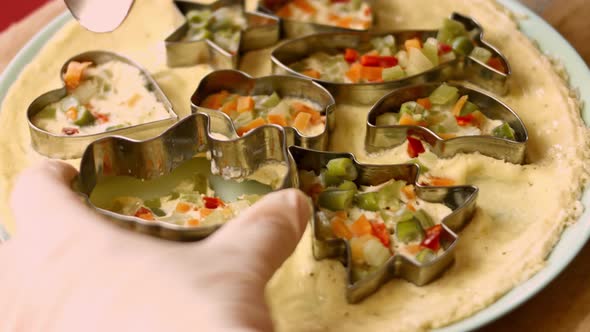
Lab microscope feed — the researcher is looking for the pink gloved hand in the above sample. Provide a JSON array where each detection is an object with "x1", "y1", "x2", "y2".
[{"x1": 0, "y1": 160, "x2": 311, "y2": 332}]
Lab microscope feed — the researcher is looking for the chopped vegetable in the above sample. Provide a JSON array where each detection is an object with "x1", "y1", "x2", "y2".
[
  {"x1": 351, "y1": 214, "x2": 373, "y2": 236},
  {"x1": 63, "y1": 61, "x2": 93, "y2": 91},
  {"x1": 407, "y1": 136, "x2": 425, "y2": 158},
  {"x1": 420, "y1": 224, "x2": 443, "y2": 251},
  {"x1": 325, "y1": 158, "x2": 358, "y2": 181},
  {"x1": 318, "y1": 189, "x2": 355, "y2": 210},
  {"x1": 492, "y1": 122, "x2": 516, "y2": 140},
  {"x1": 396, "y1": 219, "x2": 424, "y2": 243}
]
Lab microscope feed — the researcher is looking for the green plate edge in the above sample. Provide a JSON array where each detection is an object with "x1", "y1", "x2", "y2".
[{"x1": 0, "y1": 1, "x2": 589, "y2": 330}]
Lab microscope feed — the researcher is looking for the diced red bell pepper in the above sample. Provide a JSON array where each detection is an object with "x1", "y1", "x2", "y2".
[
  {"x1": 371, "y1": 222, "x2": 390, "y2": 247},
  {"x1": 203, "y1": 196, "x2": 224, "y2": 209},
  {"x1": 438, "y1": 43, "x2": 453, "y2": 55},
  {"x1": 134, "y1": 207, "x2": 155, "y2": 221},
  {"x1": 94, "y1": 113, "x2": 110, "y2": 124},
  {"x1": 420, "y1": 224, "x2": 443, "y2": 251},
  {"x1": 360, "y1": 55, "x2": 398, "y2": 68},
  {"x1": 407, "y1": 136, "x2": 425, "y2": 158},
  {"x1": 487, "y1": 57, "x2": 506, "y2": 73},
  {"x1": 455, "y1": 114, "x2": 476, "y2": 126},
  {"x1": 62, "y1": 127, "x2": 79, "y2": 135},
  {"x1": 344, "y1": 48, "x2": 359, "y2": 63}
]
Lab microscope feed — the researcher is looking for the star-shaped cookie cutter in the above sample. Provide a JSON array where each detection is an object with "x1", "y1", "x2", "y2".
[
  {"x1": 257, "y1": 0, "x2": 375, "y2": 38},
  {"x1": 366, "y1": 82, "x2": 528, "y2": 164},
  {"x1": 289, "y1": 146, "x2": 478, "y2": 303},
  {"x1": 165, "y1": 0, "x2": 280, "y2": 68},
  {"x1": 271, "y1": 13, "x2": 510, "y2": 105},
  {"x1": 76, "y1": 112, "x2": 296, "y2": 240},
  {"x1": 190, "y1": 69, "x2": 336, "y2": 150},
  {"x1": 26, "y1": 51, "x2": 178, "y2": 159}
]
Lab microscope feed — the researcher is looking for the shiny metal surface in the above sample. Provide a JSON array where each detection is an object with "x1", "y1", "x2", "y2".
[
  {"x1": 64, "y1": 0, "x2": 134, "y2": 33},
  {"x1": 165, "y1": 0, "x2": 280, "y2": 68},
  {"x1": 288, "y1": 146, "x2": 478, "y2": 303},
  {"x1": 77, "y1": 113, "x2": 295, "y2": 241},
  {"x1": 257, "y1": 0, "x2": 375, "y2": 39},
  {"x1": 191, "y1": 70, "x2": 335, "y2": 150},
  {"x1": 26, "y1": 51, "x2": 177, "y2": 160},
  {"x1": 272, "y1": 13, "x2": 511, "y2": 105},
  {"x1": 366, "y1": 82, "x2": 528, "y2": 164}
]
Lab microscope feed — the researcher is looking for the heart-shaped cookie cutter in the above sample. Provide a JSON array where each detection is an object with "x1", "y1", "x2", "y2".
[
  {"x1": 257, "y1": 0, "x2": 375, "y2": 38},
  {"x1": 165, "y1": 0, "x2": 280, "y2": 68},
  {"x1": 289, "y1": 146, "x2": 478, "y2": 303},
  {"x1": 271, "y1": 13, "x2": 510, "y2": 105},
  {"x1": 76, "y1": 112, "x2": 296, "y2": 240},
  {"x1": 27, "y1": 51, "x2": 177, "y2": 159},
  {"x1": 366, "y1": 82, "x2": 528, "y2": 164},
  {"x1": 191, "y1": 69, "x2": 335, "y2": 150}
]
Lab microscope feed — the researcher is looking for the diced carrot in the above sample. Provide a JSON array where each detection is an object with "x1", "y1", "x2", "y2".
[
  {"x1": 275, "y1": 4, "x2": 292, "y2": 18},
  {"x1": 187, "y1": 218, "x2": 200, "y2": 226},
  {"x1": 345, "y1": 63, "x2": 362, "y2": 83},
  {"x1": 404, "y1": 38, "x2": 422, "y2": 51},
  {"x1": 176, "y1": 202, "x2": 192, "y2": 213},
  {"x1": 360, "y1": 65, "x2": 383, "y2": 82},
  {"x1": 127, "y1": 93, "x2": 142, "y2": 107},
  {"x1": 351, "y1": 214, "x2": 373, "y2": 237},
  {"x1": 398, "y1": 113, "x2": 424, "y2": 126},
  {"x1": 428, "y1": 176, "x2": 455, "y2": 186},
  {"x1": 302, "y1": 69, "x2": 321, "y2": 79},
  {"x1": 237, "y1": 96, "x2": 255, "y2": 113},
  {"x1": 416, "y1": 98, "x2": 432, "y2": 110},
  {"x1": 65, "y1": 107, "x2": 78, "y2": 121},
  {"x1": 293, "y1": 112, "x2": 312, "y2": 132},
  {"x1": 335, "y1": 17, "x2": 353, "y2": 28},
  {"x1": 134, "y1": 207, "x2": 154, "y2": 221},
  {"x1": 221, "y1": 99, "x2": 237, "y2": 115},
  {"x1": 63, "y1": 61, "x2": 93, "y2": 91},
  {"x1": 452, "y1": 95, "x2": 469, "y2": 116},
  {"x1": 199, "y1": 208, "x2": 213, "y2": 217},
  {"x1": 292, "y1": 102, "x2": 321, "y2": 124},
  {"x1": 201, "y1": 90, "x2": 230, "y2": 109},
  {"x1": 236, "y1": 117, "x2": 266, "y2": 136},
  {"x1": 406, "y1": 202, "x2": 416, "y2": 212},
  {"x1": 267, "y1": 114, "x2": 288, "y2": 127},
  {"x1": 402, "y1": 184, "x2": 416, "y2": 200},
  {"x1": 293, "y1": 0, "x2": 316, "y2": 14},
  {"x1": 331, "y1": 216, "x2": 352, "y2": 240},
  {"x1": 439, "y1": 133, "x2": 457, "y2": 140}
]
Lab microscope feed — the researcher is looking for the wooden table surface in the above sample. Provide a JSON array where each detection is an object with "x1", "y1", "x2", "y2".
[{"x1": 1, "y1": 1, "x2": 589, "y2": 331}]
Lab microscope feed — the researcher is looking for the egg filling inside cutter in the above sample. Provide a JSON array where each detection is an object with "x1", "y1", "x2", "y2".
[
  {"x1": 75, "y1": 112, "x2": 296, "y2": 241},
  {"x1": 271, "y1": 13, "x2": 510, "y2": 105},
  {"x1": 289, "y1": 146, "x2": 478, "y2": 303},
  {"x1": 257, "y1": 0, "x2": 375, "y2": 39},
  {"x1": 26, "y1": 51, "x2": 178, "y2": 160},
  {"x1": 165, "y1": 0, "x2": 280, "y2": 68},
  {"x1": 366, "y1": 82, "x2": 528, "y2": 164},
  {"x1": 191, "y1": 69, "x2": 336, "y2": 150}
]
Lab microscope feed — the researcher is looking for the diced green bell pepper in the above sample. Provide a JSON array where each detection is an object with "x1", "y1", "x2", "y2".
[
  {"x1": 151, "y1": 208, "x2": 166, "y2": 217},
  {"x1": 470, "y1": 46, "x2": 493, "y2": 63},
  {"x1": 74, "y1": 107, "x2": 95, "y2": 126},
  {"x1": 318, "y1": 189, "x2": 355, "y2": 211},
  {"x1": 382, "y1": 65, "x2": 406, "y2": 82},
  {"x1": 144, "y1": 198, "x2": 162, "y2": 210},
  {"x1": 262, "y1": 92, "x2": 281, "y2": 108},
  {"x1": 492, "y1": 122, "x2": 516, "y2": 140},
  {"x1": 459, "y1": 101, "x2": 479, "y2": 116},
  {"x1": 325, "y1": 158, "x2": 358, "y2": 181},
  {"x1": 355, "y1": 192, "x2": 380, "y2": 211},
  {"x1": 429, "y1": 84, "x2": 459, "y2": 105},
  {"x1": 452, "y1": 36, "x2": 475, "y2": 56},
  {"x1": 396, "y1": 218, "x2": 424, "y2": 243},
  {"x1": 414, "y1": 209, "x2": 434, "y2": 229},
  {"x1": 416, "y1": 248, "x2": 436, "y2": 263},
  {"x1": 400, "y1": 101, "x2": 424, "y2": 115},
  {"x1": 437, "y1": 18, "x2": 467, "y2": 44}
]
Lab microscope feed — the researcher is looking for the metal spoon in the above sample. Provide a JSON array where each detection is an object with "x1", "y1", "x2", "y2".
[{"x1": 64, "y1": 0, "x2": 135, "y2": 33}]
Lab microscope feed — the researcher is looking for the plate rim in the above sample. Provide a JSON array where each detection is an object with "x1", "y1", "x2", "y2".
[{"x1": 0, "y1": 1, "x2": 589, "y2": 330}]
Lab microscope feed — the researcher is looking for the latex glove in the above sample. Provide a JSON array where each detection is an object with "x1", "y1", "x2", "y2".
[{"x1": 0, "y1": 160, "x2": 311, "y2": 332}]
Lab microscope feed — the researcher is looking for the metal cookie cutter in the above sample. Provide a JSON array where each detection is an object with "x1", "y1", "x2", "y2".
[
  {"x1": 272, "y1": 13, "x2": 510, "y2": 105},
  {"x1": 191, "y1": 69, "x2": 335, "y2": 150},
  {"x1": 289, "y1": 146, "x2": 478, "y2": 303},
  {"x1": 257, "y1": 0, "x2": 375, "y2": 38},
  {"x1": 165, "y1": 0, "x2": 280, "y2": 68},
  {"x1": 27, "y1": 51, "x2": 177, "y2": 159},
  {"x1": 366, "y1": 82, "x2": 528, "y2": 164},
  {"x1": 76, "y1": 112, "x2": 296, "y2": 241}
]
